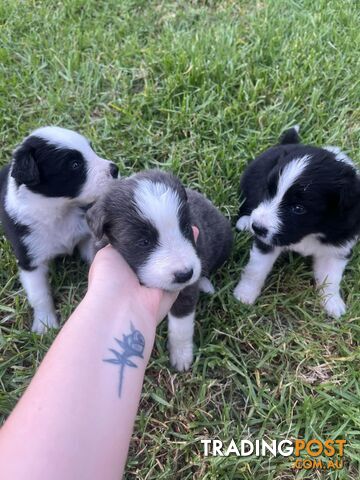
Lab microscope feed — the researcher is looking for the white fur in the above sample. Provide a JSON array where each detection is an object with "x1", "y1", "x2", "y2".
[
  {"x1": 250, "y1": 156, "x2": 310, "y2": 243},
  {"x1": 31, "y1": 126, "x2": 92, "y2": 152},
  {"x1": 236, "y1": 215, "x2": 251, "y2": 231},
  {"x1": 20, "y1": 266, "x2": 58, "y2": 333},
  {"x1": 199, "y1": 276, "x2": 215, "y2": 294},
  {"x1": 31, "y1": 126, "x2": 116, "y2": 204},
  {"x1": 324, "y1": 146, "x2": 355, "y2": 168},
  {"x1": 290, "y1": 234, "x2": 354, "y2": 258},
  {"x1": 168, "y1": 311, "x2": 195, "y2": 371},
  {"x1": 6, "y1": 177, "x2": 92, "y2": 265},
  {"x1": 313, "y1": 254, "x2": 348, "y2": 318},
  {"x1": 234, "y1": 233, "x2": 355, "y2": 318},
  {"x1": 234, "y1": 245, "x2": 281, "y2": 304},
  {"x1": 77, "y1": 235, "x2": 97, "y2": 264},
  {"x1": 5, "y1": 127, "x2": 116, "y2": 332},
  {"x1": 134, "y1": 179, "x2": 201, "y2": 291}
]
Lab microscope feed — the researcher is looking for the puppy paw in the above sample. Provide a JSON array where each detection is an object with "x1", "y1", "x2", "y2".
[
  {"x1": 81, "y1": 248, "x2": 96, "y2": 265},
  {"x1": 78, "y1": 238, "x2": 97, "y2": 264},
  {"x1": 169, "y1": 342, "x2": 193, "y2": 372},
  {"x1": 31, "y1": 312, "x2": 59, "y2": 334},
  {"x1": 233, "y1": 280, "x2": 260, "y2": 305},
  {"x1": 322, "y1": 295, "x2": 346, "y2": 319},
  {"x1": 236, "y1": 215, "x2": 251, "y2": 232},
  {"x1": 199, "y1": 277, "x2": 215, "y2": 294}
]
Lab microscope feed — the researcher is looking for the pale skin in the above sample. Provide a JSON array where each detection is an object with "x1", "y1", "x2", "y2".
[{"x1": 0, "y1": 243, "x2": 191, "y2": 480}]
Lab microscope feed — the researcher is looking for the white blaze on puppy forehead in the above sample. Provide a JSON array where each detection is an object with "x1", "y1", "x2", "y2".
[
  {"x1": 133, "y1": 178, "x2": 201, "y2": 289},
  {"x1": 134, "y1": 179, "x2": 183, "y2": 230},
  {"x1": 251, "y1": 155, "x2": 310, "y2": 234},
  {"x1": 31, "y1": 126, "x2": 94, "y2": 157}
]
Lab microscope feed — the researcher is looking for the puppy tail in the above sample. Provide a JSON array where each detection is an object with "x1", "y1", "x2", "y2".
[{"x1": 279, "y1": 125, "x2": 301, "y2": 145}]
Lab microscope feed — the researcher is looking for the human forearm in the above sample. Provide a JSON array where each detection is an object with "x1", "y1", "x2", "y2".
[{"x1": 0, "y1": 292, "x2": 156, "y2": 480}]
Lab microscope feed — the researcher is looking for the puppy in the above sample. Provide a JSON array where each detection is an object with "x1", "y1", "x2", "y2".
[
  {"x1": 234, "y1": 126, "x2": 360, "y2": 318},
  {"x1": 87, "y1": 170, "x2": 233, "y2": 371},
  {"x1": 0, "y1": 126, "x2": 118, "y2": 333}
]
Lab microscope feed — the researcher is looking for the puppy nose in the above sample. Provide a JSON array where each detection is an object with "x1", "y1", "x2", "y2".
[
  {"x1": 109, "y1": 163, "x2": 119, "y2": 178},
  {"x1": 252, "y1": 222, "x2": 268, "y2": 237},
  {"x1": 173, "y1": 268, "x2": 193, "y2": 284}
]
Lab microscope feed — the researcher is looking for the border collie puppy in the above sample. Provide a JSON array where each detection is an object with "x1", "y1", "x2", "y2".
[
  {"x1": 86, "y1": 170, "x2": 233, "y2": 371},
  {"x1": 0, "y1": 127, "x2": 118, "y2": 333},
  {"x1": 234, "y1": 126, "x2": 360, "y2": 318}
]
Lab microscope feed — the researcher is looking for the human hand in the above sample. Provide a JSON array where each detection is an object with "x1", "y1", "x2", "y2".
[
  {"x1": 87, "y1": 245, "x2": 176, "y2": 327},
  {"x1": 87, "y1": 226, "x2": 198, "y2": 327}
]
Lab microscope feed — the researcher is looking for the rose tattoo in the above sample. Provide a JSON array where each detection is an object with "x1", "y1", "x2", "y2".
[{"x1": 104, "y1": 322, "x2": 145, "y2": 397}]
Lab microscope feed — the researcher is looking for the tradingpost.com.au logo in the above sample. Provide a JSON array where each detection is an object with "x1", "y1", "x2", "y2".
[{"x1": 200, "y1": 438, "x2": 346, "y2": 471}]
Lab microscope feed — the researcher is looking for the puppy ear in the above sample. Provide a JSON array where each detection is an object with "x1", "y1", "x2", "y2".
[
  {"x1": 339, "y1": 176, "x2": 360, "y2": 210},
  {"x1": 330, "y1": 173, "x2": 360, "y2": 212},
  {"x1": 279, "y1": 125, "x2": 301, "y2": 145},
  {"x1": 86, "y1": 201, "x2": 107, "y2": 240},
  {"x1": 11, "y1": 145, "x2": 40, "y2": 186}
]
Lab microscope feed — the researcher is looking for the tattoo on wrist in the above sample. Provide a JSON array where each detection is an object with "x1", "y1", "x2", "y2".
[{"x1": 103, "y1": 322, "x2": 145, "y2": 397}]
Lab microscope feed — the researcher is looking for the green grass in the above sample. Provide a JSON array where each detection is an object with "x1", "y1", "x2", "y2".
[{"x1": 0, "y1": 0, "x2": 360, "y2": 478}]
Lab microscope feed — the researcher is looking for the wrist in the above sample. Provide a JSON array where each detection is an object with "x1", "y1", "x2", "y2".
[{"x1": 81, "y1": 288, "x2": 157, "y2": 358}]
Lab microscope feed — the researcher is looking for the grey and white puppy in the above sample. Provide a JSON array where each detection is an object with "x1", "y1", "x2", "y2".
[{"x1": 87, "y1": 170, "x2": 233, "y2": 371}]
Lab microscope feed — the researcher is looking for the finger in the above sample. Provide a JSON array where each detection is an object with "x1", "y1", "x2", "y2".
[
  {"x1": 88, "y1": 245, "x2": 113, "y2": 282},
  {"x1": 88, "y1": 244, "x2": 137, "y2": 284}
]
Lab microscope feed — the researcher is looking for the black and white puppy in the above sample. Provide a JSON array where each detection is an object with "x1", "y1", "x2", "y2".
[
  {"x1": 234, "y1": 126, "x2": 360, "y2": 318},
  {"x1": 87, "y1": 170, "x2": 233, "y2": 371},
  {"x1": 0, "y1": 127, "x2": 118, "y2": 333}
]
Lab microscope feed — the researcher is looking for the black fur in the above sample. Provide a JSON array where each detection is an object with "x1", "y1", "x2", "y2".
[
  {"x1": 0, "y1": 134, "x2": 89, "y2": 272},
  {"x1": 279, "y1": 126, "x2": 301, "y2": 145},
  {"x1": 0, "y1": 165, "x2": 34, "y2": 270},
  {"x1": 87, "y1": 169, "x2": 233, "y2": 318},
  {"x1": 171, "y1": 283, "x2": 200, "y2": 317},
  {"x1": 254, "y1": 238, "x2": 274, "y2": 254},
  {"x1": 239, "y1": 128, "x2": 360, "y2": 247},
  {"x1": 187, "y1": 188, "x2": 233, "y2": 276},
  {"x1": 0, "y1": 127, "x2": 119, "y2": 333},
  {"x1": 170, "y1": 187, "x2": 233, "y2": 317},
  {"x1": 12, "y1": 136, "x2": 87, "y2": 198}
]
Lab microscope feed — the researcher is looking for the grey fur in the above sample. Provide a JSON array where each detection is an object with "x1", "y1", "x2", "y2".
[{"x1": 87, "y1": 169, "x2": 233, "y2": 369}]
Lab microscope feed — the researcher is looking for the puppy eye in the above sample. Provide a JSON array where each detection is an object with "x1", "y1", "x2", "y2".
[
  {"x1": 291, "y1": 204, "x2": 306, "y2": 215},
  {"x1": 71, "y1": 160, "x2": 81, "y2": 170},
  {"x1": 183, "y1": 223, "x2": 192, "y2": 236}
]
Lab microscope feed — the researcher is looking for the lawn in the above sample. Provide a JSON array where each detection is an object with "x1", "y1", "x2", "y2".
[{"x1": 0, "y1": 0, "x2": 359, "y2": 478}]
